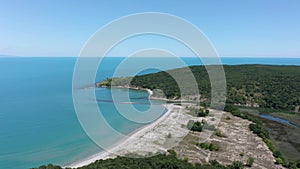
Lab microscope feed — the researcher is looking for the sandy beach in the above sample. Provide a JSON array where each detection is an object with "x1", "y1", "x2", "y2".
[
  {"x1": 63, "y1": 102, "x2": 209, "y2": 168},
  {"x1": 65, "y1": 103, "x2": 175, "y2": 168},
  {"x1": 65, "y1": 87, "x2": 195, "y2": 169}
]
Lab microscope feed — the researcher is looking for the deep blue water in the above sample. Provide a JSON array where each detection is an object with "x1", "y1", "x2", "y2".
[{"x1": 0, "y1": 57, "x2": 299, "y2": 169}]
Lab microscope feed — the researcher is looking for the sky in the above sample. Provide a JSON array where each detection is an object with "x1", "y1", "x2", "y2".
[{"x1": 0, "y1": 0, "x2": 299, "y2": 57}]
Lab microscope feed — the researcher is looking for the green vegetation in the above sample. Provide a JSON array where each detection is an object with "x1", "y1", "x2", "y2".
[
  {"x1": 209, "y1": 160, "x2": 244, "y2": 169},
  {"x1": 224, "y1": 105, "x2": 262, "y2": 125},
  {"x1": 215, "y1": 130, "x2": 226, "y2": 138},
  {"x1": 246, "y1": 157, "x2": 254, "y2": 167},
  {"x1": 99, "y1": 65, "x2": 300, "y2": 112},
  {"x1": 237, "y1": 106, "x2": 300, "y2": 164},
  {"x1": 187, "y1": 120, "x2": 205, "y2": 132},
  {"x1": 183, "y1": 156, "x2": 189, "y2": 162},
  {"x1": 224, "y1": 105, "x2": 278, "y2": 157},
  {"x1": 197, "y1": 142, "x2": 220, "y2": 151},
  {"x1": 36, "y1": 65, "x2": 300, "y2": 169},
  {"x1": 224, "y1": 105, "x2": 300, "y2": 169},
  {"x1": 198, "y1": 109, "x2": 210, "y2": 117},
  {"x1": 249, "y1": 123, "x2": 269, "y2": 139},
  {"x1": 186, "y1": 107, "x2": 210, "y2": 117},
  {"x1": 230, "y1": 161, "x2": 244, "y2": 169},
  {"x1": 31, "y1": 164, "x2": 62, "y2": 169},
  {"x1": 33, "y1": 150, "x2": 248, "y2": 169}
]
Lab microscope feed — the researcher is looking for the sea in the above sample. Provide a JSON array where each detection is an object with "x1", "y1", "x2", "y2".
[{"x1": 0, "y1": 57, "x2": 299, "y2": 169}]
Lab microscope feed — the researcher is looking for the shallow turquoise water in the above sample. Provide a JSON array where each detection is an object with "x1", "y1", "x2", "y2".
[
  {"x1": 0, "y1": 57, "x2": 168, "y2": 169},
  {"x1": 0, "y1": 57, "x2": 299, "y2": 169}
]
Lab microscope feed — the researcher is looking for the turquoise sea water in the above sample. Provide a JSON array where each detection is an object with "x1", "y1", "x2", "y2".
[{"x1": 0, "y1": 57, "x2": 299, "y2": 169}]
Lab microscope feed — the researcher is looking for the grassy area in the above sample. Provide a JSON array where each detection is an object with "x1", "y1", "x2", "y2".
[{"x1": 236, "y1": 105, "x2": 299, "y2": 116}]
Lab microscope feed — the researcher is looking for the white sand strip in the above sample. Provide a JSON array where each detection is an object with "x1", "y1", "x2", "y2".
[{"x1": 64, "y1": 103, "x2": 175, "y2": 168}]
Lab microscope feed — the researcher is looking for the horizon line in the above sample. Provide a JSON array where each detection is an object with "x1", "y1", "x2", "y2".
[{"x1": 1, "y1": 55, "x2": 300, "y2": 58}]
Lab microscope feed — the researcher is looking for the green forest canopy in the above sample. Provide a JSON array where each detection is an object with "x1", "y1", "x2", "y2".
[
  {"x1": 99, "y1": 65, "x2": 300, "y2": 112},
  {"x1": 33, "y1": 150, "x2": 246, "y2": 169}
]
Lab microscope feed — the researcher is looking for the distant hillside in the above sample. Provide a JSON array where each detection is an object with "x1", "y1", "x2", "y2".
[{"x1": 98, "y1": 65, "x2": 300, "y2": 112}]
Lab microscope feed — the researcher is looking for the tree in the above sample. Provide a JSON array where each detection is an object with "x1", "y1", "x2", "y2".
[
  {"x1": 189, "y1": 121, "x2": 204, "y2": 132},
  {"x1": 197, "y1": 109, "x2": 209, "y2": 117}
]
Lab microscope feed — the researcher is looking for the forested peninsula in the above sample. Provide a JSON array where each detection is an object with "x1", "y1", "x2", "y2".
[{"x1": 97, "y1": 65, "x2": 300, "y2": 112}]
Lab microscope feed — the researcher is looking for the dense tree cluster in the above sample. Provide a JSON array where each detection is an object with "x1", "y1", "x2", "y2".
[
  {"x1": 187, "y1": 120, "x2": 205, "y2": 132},
  {"x1": 100, "y1": 65, "x2": 300, "y2": 112},
  {"x1": 249, "y1": 123, "x2": 269, "y2": 139},
  {"x1": 31, "y1": 164, "x2": 61, "y2": 169},
  {"x1": 33, "y1": 150, "x2": 249, "y2": 169}
]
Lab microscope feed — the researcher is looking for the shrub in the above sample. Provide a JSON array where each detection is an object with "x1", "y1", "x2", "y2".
[
  {"x1": 246, "y1": 157, "x2": 254, "y2": 167},
  {"x1": 229, "y1": 161, "x2": 244, "y2": 169},
  {"x1": 197, "y1": 142, "x2": 219, "y2": 151},
  {"x1": 215, "y1": 130, "x2": 226, "y2": 137},
  {"x1": 183, "y1": 156, "x2": 189, "y2": 162},
  {"x1": 275, "y1": 158, "x2": 284, "y2": 165}
]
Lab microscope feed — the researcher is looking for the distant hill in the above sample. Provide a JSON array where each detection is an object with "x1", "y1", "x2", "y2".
[{"x1": 98, "y1": 65, "x2": 300, "y2": 112}]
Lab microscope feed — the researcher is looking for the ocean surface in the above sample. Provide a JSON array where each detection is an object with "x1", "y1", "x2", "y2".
[{"x1": 0, "y1": 57, "x2": 299, "y2": 169}]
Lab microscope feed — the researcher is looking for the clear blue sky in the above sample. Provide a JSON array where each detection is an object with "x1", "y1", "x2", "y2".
[{"x1": 0, "y1": 0, "x2": 299, "y2": 57}]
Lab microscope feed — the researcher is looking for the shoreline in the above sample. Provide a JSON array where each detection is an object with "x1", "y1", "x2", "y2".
[
  {"x1": 98, "y1": 85, "x2": 193, "y2": 102},
  {"x1": 64, "y1": 89, "x2": 173, "y2": 168}
]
